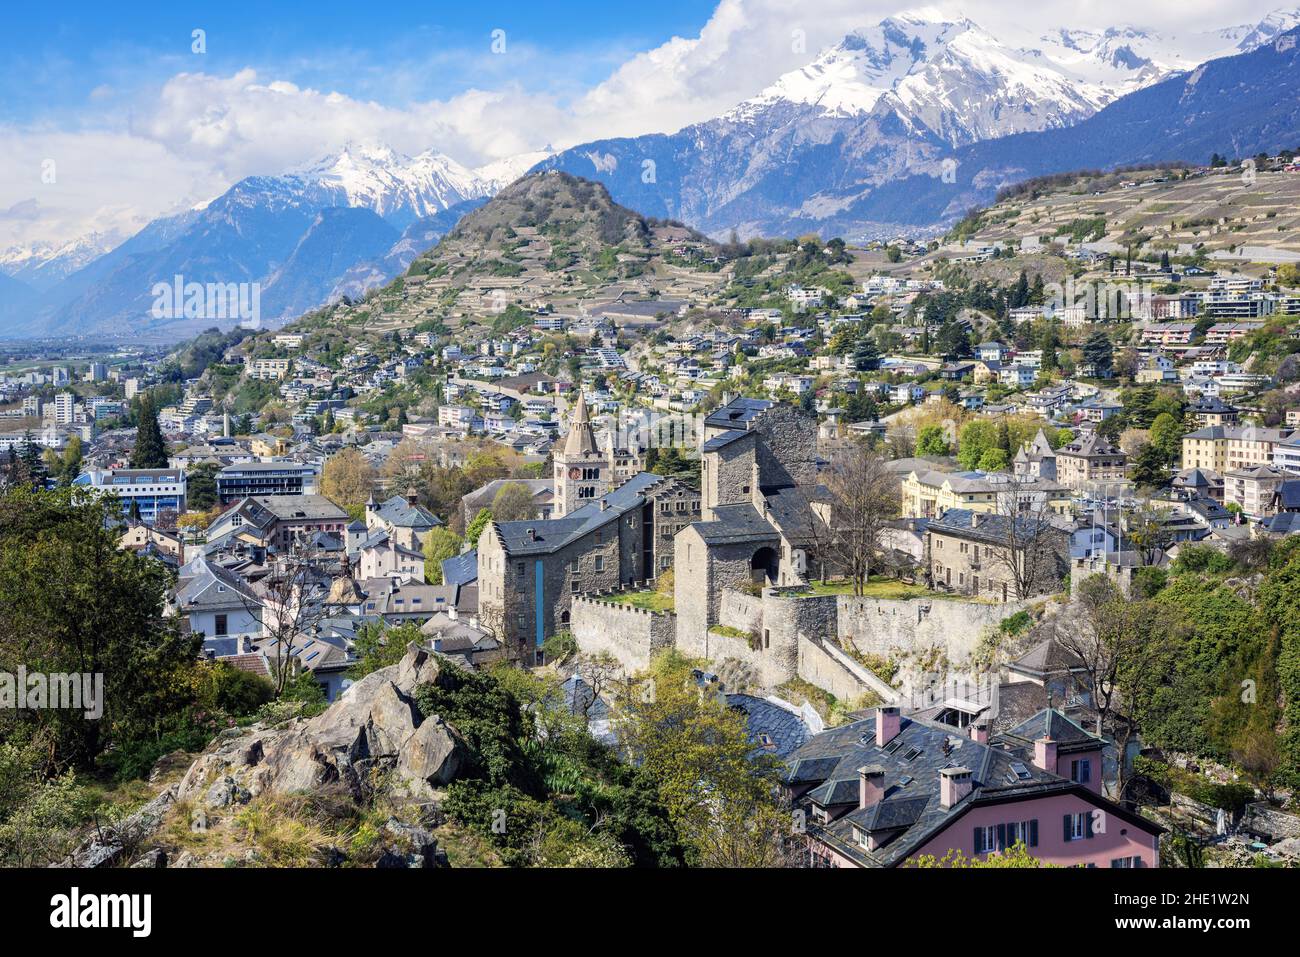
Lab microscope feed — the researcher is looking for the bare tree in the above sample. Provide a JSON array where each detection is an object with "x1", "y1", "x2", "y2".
[
  {"x1": 986, "y1": 474, "x2": 1067, "y2": 600},
  {"x1": 243, "y1": 538, "x2": 332, "y2": 696},
  {"x1": 823, "y1": 441, "x2": 900, "y2": 596},
  {"x1": 1052, "y1": 574, "x2": 1183, "y2": 795},
  {"x1": 1125, "y1": 502, "x2": 1172, "y2": 567}
]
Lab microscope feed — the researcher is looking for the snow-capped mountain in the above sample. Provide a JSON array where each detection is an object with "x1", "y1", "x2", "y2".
[
  {"x1": 726, "y1": 13, "x2": 1127, "y2": 145},
  {"x1": 540, "y1": 7, "x2": 1300, "y2": 239},
  {"x1": 0, "y1": 231, "x2": 124, "y2": 292},
  {"x1": 0, "y1": 143, "x2": 549, "y2": 338},
  {"x1": 1211, "y1": 7, "x2": 1300, "y2": 52},
  {"x1": 279, "y1": 143, "x2": 489, "y2": 228}
]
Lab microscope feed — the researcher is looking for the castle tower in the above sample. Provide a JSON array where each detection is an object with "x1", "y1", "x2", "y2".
[{"x1": 553, "y1": 392, "x2": 609, "y2": 516}]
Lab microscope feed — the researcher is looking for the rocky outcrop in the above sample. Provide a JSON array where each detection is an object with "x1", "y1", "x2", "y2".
[
  {"x1": 56, "y1": 785, "x2": 179, "y2": 868},
  {"x1": 176, "y1": 644, "x2": 463, "y2": 806},
  {"x1": 61, "y1": 644, "x2": 466, "y2": 868}
]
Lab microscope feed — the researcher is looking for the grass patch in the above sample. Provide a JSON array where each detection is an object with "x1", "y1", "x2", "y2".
[
  {"x1": 799, "y1": 576, "x2": 983, "y2": 601},
  {"x1": 708, "y1": 625, "x2": 749, "y2": 640},
  {"x1": 594, "y1": 589, "x2": 675, "y2": 613}
]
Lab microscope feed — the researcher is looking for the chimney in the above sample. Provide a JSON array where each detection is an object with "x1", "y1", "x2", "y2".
[
  {"x1": 969, "y1": 721, "x2": 989, "y2": 744},
  {"x1": 406, "y1": 486, "x2": 418, "y2": 506},
  {"x1": 939, "y1": 767, "x2": 974, "y2": 809},
  {"x1": 526, "y1": 527, "x2": 537, "y2": 541},
  {"x1": 1034, "y1": 736, "x2": 1058, "y2": 773},
  {"x1": 970, "y1": 512, "x2": 982, "y2": 528},
  {"x1": 858, "y1": 765, "x2": 885, "y2": 809},
  {"x1": 875, "y1": 706, "x2": 901, "y2": 747}
]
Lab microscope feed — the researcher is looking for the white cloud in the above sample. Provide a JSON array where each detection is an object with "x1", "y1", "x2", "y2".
[{"x1": 1, "y1": 0, "x2": 1290, "y2": 249}]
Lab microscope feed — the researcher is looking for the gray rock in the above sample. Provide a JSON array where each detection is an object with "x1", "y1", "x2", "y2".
[
  {"x1": 58, "y1": 785, "x2": 178, "y2": 868},
  {"x1": 374, "y1": 818, "x2": 446, "y2": 868},
  {"x1": 205, "y1": 775, "x2": 252, "y2": 809},
  {"x1": 174, "y1": 645, "x2": 464, "y2": 808}
]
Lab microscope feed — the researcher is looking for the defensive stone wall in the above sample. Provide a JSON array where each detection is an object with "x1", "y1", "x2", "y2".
[{"x1": 570, "y1": 591, "x2": 676, "y2": 674}]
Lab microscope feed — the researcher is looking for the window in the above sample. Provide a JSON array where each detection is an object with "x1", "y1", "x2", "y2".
[
  {"x1": 594, "y1": 556, "x2": 605, "y2": 572},
  {"x1": 214, "y1": 614, "x2": 228, "y2": 636},
  {"x1": 1111, "y1": 856, "x2": 1141, "y2": 868},
  {"x1": 1071, "y1": 758, "x2": 1092, "y2": 784},
  {"x1": 1064, "y1": 812, "x2": 1090, "y2": 841},
  {"x1": 516, "y1": 563, "x2": 525, "y2": 577},
  {"x1": 571, "y1": 581, "x2": 580, "y2": 593}
]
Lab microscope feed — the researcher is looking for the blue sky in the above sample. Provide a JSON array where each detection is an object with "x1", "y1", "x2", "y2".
[
  {"x1": 0, "y1": 0, "x2": 1288, "y2": 249},
  {"x1": 0, "y1": 1, "x2": 713, "y2": 124}
]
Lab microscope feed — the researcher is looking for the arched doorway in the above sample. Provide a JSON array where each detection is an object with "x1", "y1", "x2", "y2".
[{"x1": 751, "y1": 546, "x2": 779, "y2": 586}]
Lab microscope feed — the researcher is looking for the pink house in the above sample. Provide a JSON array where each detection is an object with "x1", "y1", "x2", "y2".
[{"x1": 786, "y1": 706, "x2": 1161, "y2": 868}]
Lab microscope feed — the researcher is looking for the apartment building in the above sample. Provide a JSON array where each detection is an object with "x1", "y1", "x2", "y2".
[{"x1": 1182, "y1": 425, "x2": 1295, "y2": 473}]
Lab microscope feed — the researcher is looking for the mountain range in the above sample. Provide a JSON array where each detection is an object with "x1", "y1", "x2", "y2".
[
  {"x1": 3, "y1": 7, "x2": 1300, "y2": 340},
  {"x1": 538, "y1": 9, "x2": 1300, "y2": 239},
  {"x1": 0, "y1": 145, "x2": 541, "y2": 340}
]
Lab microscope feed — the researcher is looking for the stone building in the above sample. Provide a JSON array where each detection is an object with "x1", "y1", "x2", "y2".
[
  {"x1": 552, "y1": 393, "x2": 611, "y2": 517},
  {"x1": 926, "y1": 508, "x2": 1069, "y2": 601},
  {"x1": 1013, "y1": 428, "x2": 1057, "y2": 481},
  {"x1": 477, "y1": 471, "x2": 699, "y2": 663},
  {"x1": 1053, "y1": 433, "x2": 1127, "y2": 491},
  {"x1": 674, "y1": 397, "x2": 833, "y2": 649}
]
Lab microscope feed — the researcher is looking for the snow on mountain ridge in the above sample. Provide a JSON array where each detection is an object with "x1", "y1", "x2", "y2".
[{"x1": 723, "y1": 7, "x2": 1300, "y2": 145}]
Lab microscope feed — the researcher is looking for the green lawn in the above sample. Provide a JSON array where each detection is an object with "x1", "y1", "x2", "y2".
[
  {"x1": 800, "y1": 577, "x2": 983, "y2": 602},
  {"x1": 595, "y1": 589, "x2": 675, "y2": 613}
]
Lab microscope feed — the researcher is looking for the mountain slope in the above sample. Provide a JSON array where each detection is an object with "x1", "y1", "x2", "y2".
[
  {"x1": 831, "y1": 25, "x2": 1300, "y2": 232},
  {"x1": 538, "y1": 10, "x2": 1300, "y2": 240},
  {"x1": 1, "y1": 145, "x2": 540, "y2": 339},
  {"x1": 259, "y1": 207, "x2": 400, "y2": 320}
]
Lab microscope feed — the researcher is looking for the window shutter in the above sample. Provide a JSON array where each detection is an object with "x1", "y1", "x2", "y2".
[
  {"x1": 1134, "y1": 856, "x2": 1144, "y2": 868},
  {"x1": 1085, "y1": 811, "x2": 1095, "y2": 839},
  {"x1": 973, "y1": 827, "x2": 984, "y2": 854},
  {"x1": 996, "y1": 823, "x2": 1007, "y2": 850},
  {"x1": 1063, "y1": 814, "x2": 1072, "y2": 842},
  {"x1": 1081, "y1": 760, "x2": 1091, "y2": 784},
  {"x1": 1029, "y1": 819, "x2": 1039, "y2": 848}
]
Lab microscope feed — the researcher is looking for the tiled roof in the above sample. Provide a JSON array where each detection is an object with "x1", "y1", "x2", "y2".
[
  {"x1": 690, "y1": 503, "x2": 781, "y2": 545},
  {"x1": 703, "y1": 397, "x2": 772, "y2": 430},
  {"x1": 493, "y1": 472, "x2": 667, "y2": 556},
  {"x1": 785, "y1": 711, "x2": 1157, "y2": 867}
]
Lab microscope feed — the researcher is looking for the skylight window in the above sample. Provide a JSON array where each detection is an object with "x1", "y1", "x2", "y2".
[{"x1": 1010, "y1": 762, "x2": 1032, "y2": 781}]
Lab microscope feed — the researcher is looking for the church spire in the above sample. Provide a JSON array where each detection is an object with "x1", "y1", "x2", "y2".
[{"x1": 562, "y1": 392, "x2": 598, "y2": 457}]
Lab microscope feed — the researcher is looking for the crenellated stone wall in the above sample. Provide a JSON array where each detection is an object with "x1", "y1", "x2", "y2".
[
  {"x1": 570, "y1": 592, "x2": 677, "y2": 673},
  {"x1": 836, "y1": 595, "x2": 1027, "y2": 680}
]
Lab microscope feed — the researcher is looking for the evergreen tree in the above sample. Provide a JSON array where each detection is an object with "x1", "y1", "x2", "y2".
[
  {"x1": 1083, "y1": 331, "x2": 1114, "y2": 375},
  {"x1": 852, "y1": 333, "x2": 880, "y2": 371},
  {"x1": 129, "y1": 393, "x2": 168, "y2": 469},
  {"x1": 17, "y1": 431, "x2": 46, "y2": 486},
  {"x1": 1009, "y1": 271, "x2": 1030, "y2": 309}
]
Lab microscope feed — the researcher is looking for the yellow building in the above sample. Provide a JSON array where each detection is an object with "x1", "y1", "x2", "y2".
[
  {"x1": 1181, "y1": 425, "x2": 1293, "y2": 473},
  {"x1": 901, "y1": 468, "x2": 1071, "y2": 519}
]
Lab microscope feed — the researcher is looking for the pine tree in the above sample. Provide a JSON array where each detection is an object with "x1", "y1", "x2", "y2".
[
  {"x1": 18, "y1": 431, "x2": 45, "y2": 485},
  {"x1": 852, "y1": 333, "x2": 880, "y2": 371},
  {"x1": 129, "y1": 393, "x2": 168, "y2": 469},
  {"x1": 1083, "y1": 331, "x2": 1114, "y2": 376}
]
